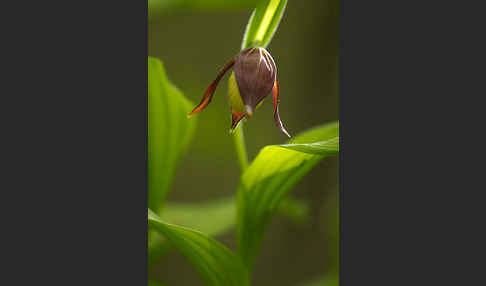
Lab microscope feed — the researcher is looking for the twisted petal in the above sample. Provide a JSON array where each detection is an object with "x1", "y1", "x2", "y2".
[
  {"x1": 189, "y1": 57, "x2": 236, "y2": 117},
  {"x1": 272, "y1": 77, "x2": 290, "y2": 137}
]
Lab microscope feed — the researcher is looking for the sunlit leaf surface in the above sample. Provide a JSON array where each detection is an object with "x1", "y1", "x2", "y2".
[
  {"x1": 149, "y1": 195, "x2": 311, "y2": 265},
  {"x1": 161, "y1": 196, "x2": 310, "y2": 236},
  {"x1": 149, "y1": 209, "x2": 250, "y2": 286},
  {"x1": 237, "y1": 121, "x2": 339, "y2": 269},
  {"x1": 241, "y1": 0, "x2": 288, "y2": 49},
  {"x1": 148, "y1": 57, "x2": 196, "y2": 212},
  {"x1": 278, "y1": 138, "x2": 339, "y2": 155},
  {"x1": 161, "y1": 197, "x2": 236, "y2": 237}
]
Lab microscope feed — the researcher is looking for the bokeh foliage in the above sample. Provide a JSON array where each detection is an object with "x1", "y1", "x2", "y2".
[{"x1": 148, "y1": 0, "x2": 339, "y2": 285}]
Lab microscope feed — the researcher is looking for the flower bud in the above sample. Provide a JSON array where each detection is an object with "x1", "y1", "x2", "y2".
[
  {"x1": 189, "y1": 47, "x2": 290, "y2": 137},
  {"x1": 233, "y1": 47, "x2": 276, "y2": 116}
]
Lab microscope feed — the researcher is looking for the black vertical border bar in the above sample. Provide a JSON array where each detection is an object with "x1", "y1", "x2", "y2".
[
  {"x1": 338, "y1": 0, "x2": 480, "y2": 284},
  {"x1": 1, "y1": 0, "x2": 149, "y2": 284},
  {"x1": 144, "y1": 0, "x2": 149, "y2": 281},
  {"x1": 338, "y1": 0, "x2": 344, "y2": 283}
]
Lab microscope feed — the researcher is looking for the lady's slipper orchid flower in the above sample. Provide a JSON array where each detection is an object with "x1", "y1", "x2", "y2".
[{"x1": 188, "y1": 47, "x2": 290, "y2": 137}]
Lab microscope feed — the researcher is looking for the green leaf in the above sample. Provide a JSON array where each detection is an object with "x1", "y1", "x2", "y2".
[
  {"x1": 242, "y1": 0, "x2": 288, "y2": 49},
  {"x1": 148, "y1": 57, "x2": 196, "y2": 212},
  {"x1": 149, "y1": 198, "x2": 236, "y2": 267},
  {"x1": 149, "y1": 198, "x2": 236, "y2": 266},
  {"x1": 148, "y1": 209, "x2": 250, "y2": 286},
  {"x1": 161, "y1": 197, "x2": 236, "y2": 237},
  {"x1": 149, "y1": 196, "x2": 310, "y2": 265},
  {"x1": 161, "y1": 196, "x2": 310, "y2": 236},
  {"x1": 278, "y1": 138, "x2": 339, "y2": 155},
  {"x1": 288, "y1": 121, "x2": 339, "y2": 144},
  {"x1": 236, "y1": 121, "x2": 339, "y2": 269}
]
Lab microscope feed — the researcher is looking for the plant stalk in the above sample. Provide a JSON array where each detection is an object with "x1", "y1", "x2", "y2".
[{"x1": 233, "y1": 122, "x2": 249, "y2": 172}]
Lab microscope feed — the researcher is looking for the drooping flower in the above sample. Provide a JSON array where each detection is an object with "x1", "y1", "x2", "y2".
[{"x1": 188, "y1": 47, "x2": 290, "y2": 137}]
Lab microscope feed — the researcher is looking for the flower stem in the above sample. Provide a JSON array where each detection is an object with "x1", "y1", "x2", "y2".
[{"x1": 233, "y1": 122, "x2": 249, "y2": 172}]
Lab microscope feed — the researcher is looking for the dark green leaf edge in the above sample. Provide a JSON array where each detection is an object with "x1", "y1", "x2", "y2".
[{"x1": 148, "y1": 209, "x2": 250, "y2": 286}]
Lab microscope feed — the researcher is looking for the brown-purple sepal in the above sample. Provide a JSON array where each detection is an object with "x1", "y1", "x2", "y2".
[
  {"x1": 233, "y1": 47, "x2": 277, "y2": 115},
  {"x1": 188, "y1": 58, "x2": 236, "y2": 117}
]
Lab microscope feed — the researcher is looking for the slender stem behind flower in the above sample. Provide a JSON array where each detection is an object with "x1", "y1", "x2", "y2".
[{"x1": 232, "y1": 122, "x2": 249, "y2": 172}]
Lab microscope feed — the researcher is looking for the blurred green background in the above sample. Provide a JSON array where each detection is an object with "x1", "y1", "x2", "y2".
[{"x1": 148, "y1": 0, "x2": 338, "y2": 285}]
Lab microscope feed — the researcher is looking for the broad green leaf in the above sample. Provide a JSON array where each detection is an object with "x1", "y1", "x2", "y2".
[
  {"x1": 149, "y1": 196, "x2": 310, "y2": 265},
  {"x1": 236, "y1": 121, "x2": 339, "y2": 269},
  {"x1": 148, "y1": 57, "x2": 196, "y2": 212},
  {"x1": 161, "y1": 196, "x2": 310, "y2": 236},
  {"x1": 242, "y1": 0, "x2": 288, "y2": 49},
  {"x1": 288, "y1": 122, "x2": 339, "y2": 144},
  {"x1": 148, "y1": 209, "x2": 250, "y2": 286},
  {"x1": 149, "y1": 198, "x2": 236, "y2": 266},
  {"x1": 161, "y1": 197, "x2": 236, "y2": 237}
]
